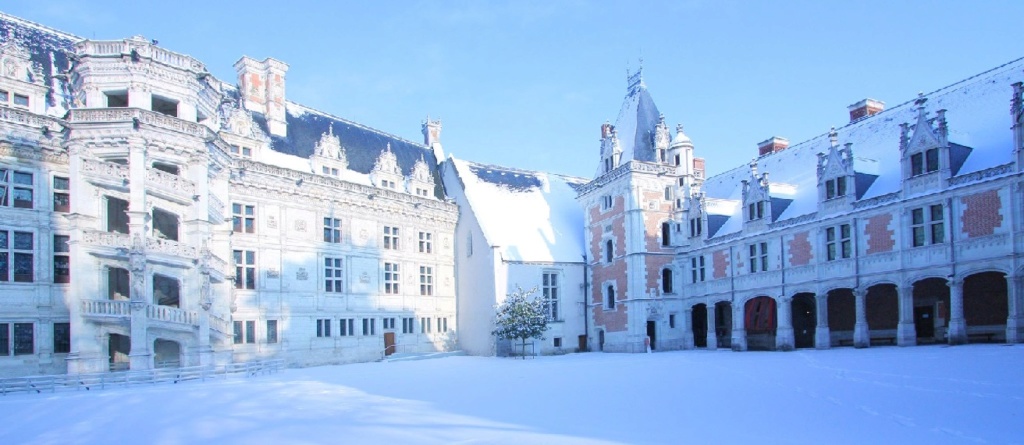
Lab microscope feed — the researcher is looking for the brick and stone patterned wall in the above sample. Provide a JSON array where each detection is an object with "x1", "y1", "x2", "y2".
[
  {"x1": 788, "y1": 231, "x2": 812, "y2": 266},
  {"x1": 641, "y1": 189, "x2": 675, "y2": 294},
  {"x1": 864, "y1": 212, "x2": 895, "y2": 254},
  {"x1": 712, "y1": 248, "x2": 730, "y2": 279},
  {"x1": 960, "y1": 189, "x2": 1003, "y2": 238},
  {"x1": 589, "y1": 196, "x2": 628, "y2": 332}
]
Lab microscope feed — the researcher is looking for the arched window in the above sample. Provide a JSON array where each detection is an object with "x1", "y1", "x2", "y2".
[
  {"x1": 606, "y1": 285, "x2": 615, "y2": 309},
  {"x1": 661, "y1": 222, "x2": 671, "y2": 246},
  {"x1": 605, "y1": 239, "x2": 613, "y2": 263},
  {"x1": 662, "y1": 268, "x2": 673, "y2": 293}
]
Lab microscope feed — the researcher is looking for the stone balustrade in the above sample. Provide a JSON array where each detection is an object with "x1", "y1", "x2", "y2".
[
  {"x1": 81, "y1": 230, "x2": 131, "y2": 249},
  {"x1": 147, "y1": 167, "x2": 196, "y2": 196},
  {"x1": 82, "y1": 158, "x2": 129, "y2": 182},
  {"x1": 146, "y1": 305, "x2": 198, "y2": 326},
  {"x1": 147, "y1": 237, "x2": 199, "y2": 259},
  {"x1": 67, "y1": 108, "x2": 211, "y2": 139},
  {"x1": 81, "y1": 299, "x2": 130, "y2": 317}
]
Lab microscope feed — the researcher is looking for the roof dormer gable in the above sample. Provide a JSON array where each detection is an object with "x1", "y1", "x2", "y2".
[
  {"x1": 314, "y1": 124, "x2": 347, "y2": 166},
  {"x1": 901, "y1": 94, "x2": 947, "y2": 155}
]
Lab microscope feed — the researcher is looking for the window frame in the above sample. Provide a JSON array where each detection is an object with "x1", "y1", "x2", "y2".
[
  {"x1": 384, "y1": 262, "x2": 400, "y2": 294},
  {"x1": 323, "y1": 217, "x2": 341, "y2": 243},
  {"x1": 324, "y1": 257, "x2": 343, "y2": 293},
  {"x1": 542, "y1": 271, "x2": 560, "y2": 321},
  {"x1": 233, "y1": 249, "x2": 256, "y2": 290},
  {"x1": 232, "y1": 203, "x2": 256, "y2": 234}
]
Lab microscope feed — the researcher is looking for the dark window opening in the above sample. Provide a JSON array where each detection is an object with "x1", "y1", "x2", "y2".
[
  {"x1": 662, "y1": 268, "x2": 673, "y2": 293},
  {"x1": 106, "y1": 197, "x2": 129, "y2": 234},
  {"x1": 105, "y1": 91, "x2": 128, "y2": 108},
  {"x1": 153, "y1": 274, "x2": 180, "y2": 307},
  {"x1": 151, "y1": 95, "x2": 179, "y2": 117},
  {"x1": 53, "y1": 176, "x2": 70, "y2": 212},
  {"x1": 108, "y1": 267, "x2": 130, "y2": 300},
  {"x1": 606, "y1": 285, "x2": 616, "y2": 309},
  {"x1": 53, "y1": 234, "x2": 70, "y2": 284},
  {"x1": 152, "y1": 162, "x2": 179, "y2": 175},
  {"x1": 152, "y1": 208, "x2": 179, "y2": 241},
  {"x1": 53, "y1": 322, "x2": 71, "y2": 354},
  {"x1": 661, "y1": 222, "x2": 671, "y2": 246}
]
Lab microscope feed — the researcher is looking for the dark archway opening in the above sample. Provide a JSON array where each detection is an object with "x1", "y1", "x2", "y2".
[
  {"x1": 692, "y1": 304, "x2": 708, "y2": 347},
  {"x1": 827, "y1": 288, "x2": 855, "y2": 347},
  {"x1": 963, "y1": 272, "x2": 1008, "y2": 343},
  {"x1": 714, "y1": 301, "x2": 732, "y2": 349},
  {"x1": 745, "y1": 296, "x2": 777, "y2": 351},
  {"x1": 866, "y1": 284, "x2": 899, "y2": 346},
  {"x1": 913, "y1": 278, "x2": 950, "y2": 344},
  {"x1": 792, "y1": 293, "x2": 816, "y2": 349}
]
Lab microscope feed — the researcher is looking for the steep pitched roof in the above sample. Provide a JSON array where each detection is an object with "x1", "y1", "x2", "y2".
[
  {"x1": 0, "y1": 13, "x2": 76, "y2": 116},
  {"x1": 447, "y1": 157, "x2": 587, "y2": 263},
  {"x1": 612, "y1": 68, "x2": 661, "y2": 164},
  {"x1": 700, "y1": 56, "x2": 1024, "y2": 238}
]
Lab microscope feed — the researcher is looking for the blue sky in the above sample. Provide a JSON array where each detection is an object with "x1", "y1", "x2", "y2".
[{"x1": 6, "y1": 1, "x2": 1024, "y2": 178}]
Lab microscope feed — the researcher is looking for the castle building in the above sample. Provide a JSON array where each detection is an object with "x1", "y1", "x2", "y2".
[
  {"x1": 582, "y1": 59, "x2": 1024, "y2": 352},
  {"x1": 0, "y1": 13, "x2": 457, "y2": 377}
]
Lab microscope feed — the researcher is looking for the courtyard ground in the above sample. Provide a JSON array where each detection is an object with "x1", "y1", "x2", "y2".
[{"x1": 0, "y1": 344, "x2": 1021, "y2": 444}]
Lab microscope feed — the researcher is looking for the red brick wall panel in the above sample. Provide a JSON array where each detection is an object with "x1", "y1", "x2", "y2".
[
  {"x1": 865, "y1": 213, "x2": 895, "y2": 254},
  {"x1": 788, "y1": 231, "x2": 812, "y2": 266},
  {"x1": 961, "y1": 189, "x2": 1003, "y2": 238},
  {"x1": 712, "y1": 249, "x2": 729, "y2": 279}
]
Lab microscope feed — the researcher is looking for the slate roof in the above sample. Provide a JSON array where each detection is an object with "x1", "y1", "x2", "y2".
[
  {"x1": 699, "y1": 56, "x2": 1024, "y2": 238},
  {"x1": 446, "y1": 157, "x2": 587, "y2": 263},
  {"x1": 0, "y1": 13, "x2": 76, "y2": 116},
  {"x1": 599, "y1": 69, "x2": 661, "y2": 175},
  {"x1": 0, "y1": 12, "x2": 444, "y2": 198}
]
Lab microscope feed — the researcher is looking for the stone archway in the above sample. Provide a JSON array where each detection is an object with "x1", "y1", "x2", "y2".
[
  {"x1": 692, "y1": 303, "x2": 708, "y2": 348},
  {"x1": 866, "y1": 284, "x2": 899, "y2": 346},
  {"x1": 714, "y1": 301, "x2": 732, "y2": 349},
  {"x1": 827, "y1": 288, "x2": 855, "y2": 347},
  {"x1": 963, "y1": 271, "x2": 1009, "y2": 343},
  {"x1": 791, "y1": 293, "x2": 816, "y2": 349},
  {"x1": 153, "y1": 339, "x2": 181, "y2": 368},
  {"x1": 912, "y1": 278, "x2": 950, "y2": 344},
  {"x1": 744, "y1": 296, "x2": 776, "y2": 351}
]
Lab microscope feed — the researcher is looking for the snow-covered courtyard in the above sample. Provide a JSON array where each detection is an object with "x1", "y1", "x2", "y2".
[{"x1": 1, "y1": 345, "x2": 1021, "y2": 444}]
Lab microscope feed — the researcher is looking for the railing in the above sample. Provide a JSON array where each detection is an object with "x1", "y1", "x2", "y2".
[
  {"x1": 0, "y1": 106, "x2": 63, "y2": 131},
  {"x1": 82, "y1": 158, "x2": 129, "y2": 182},
  {"x1": 82, "y1": 299, "x2": 130, "y2": 317},
  {"x1": 147, "y1": 237, "x2": 199, "y2": 259},
  {"x1": 75, "y1": 39, "x2": 206, "y2": 73},
  {"x1": 67, "y1": 108, "x2": 211, "y2": 139},
  {"x1": 209, "y1": 314, "x2": 232, "y2": 335},
  {"x1": 81, "y1": 230, "x2": 131, "y2": 250},
  {"x1": 147, "y1": 167, "x2": 196, "y2": 196},
  {"x1": 0, "y1": 359, "x2": 286, "y2": 395},
  {"x1": 146, "y1": 305, "x2": 198, "y2": 326}
]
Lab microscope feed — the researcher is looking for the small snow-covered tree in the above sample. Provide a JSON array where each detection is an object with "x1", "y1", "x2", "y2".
[{"x1": 492, "y1": 286, "x2": 549, "y2": 359}]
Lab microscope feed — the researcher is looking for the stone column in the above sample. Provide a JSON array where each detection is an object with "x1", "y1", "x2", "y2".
[
  {"x1": 706, "y1": 304, "x2": 718, "y2": 350},
  {"x1": 1007, "y1": 275, "x2": 1021, "y2": 343},
  {"x1": 682, "y1": 307, "x2": 694, "y2": 350},
  {"x1": 776, "y1": 296, "x2": 795, "y2": 351},
  {"x1": 815, "y1": 294, "x2": 831, "y2": 349},
  {"x1": 896, "y1": 285, "x2": 917, "y2": 346},
  {"x1": 129, "y1": 300, "x2": 151, "y2": 371},
  {"x1": 853, "y1": 288, "x2": 870, "y2": 348},
  {"x1": 731, "y1": 302, "x2": 747, "y2": 351},
  {"x1": 947, "y1": 277, "x2": 967, "y2": 345}
]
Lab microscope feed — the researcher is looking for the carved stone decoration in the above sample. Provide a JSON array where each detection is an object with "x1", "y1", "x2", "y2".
[
  {"x1": 128, "y1": 234, "x2": 147, "y2": 303},
  {"x1": 296, "y1": 268, "x2": 308, "y2": 281},
  {"x1": 267, "y1": 215, "x2": 278, "y2": 229},
  {"x1": 359, "y1": 271, "x2": 370, "y2": 283},
  {"x1": 294, "y1": 219, "x2": 306, "y2": 232},
  {"x1": 410, "y1": 155, "x2": 432, "y2": 183},
  {"x1": 198, "y1": 242, "x2": 212, "y2": 311},
  {"x1": 314, "y1": 124, "x2": 347, "y2": 165},
  {"x1": 373, "y1": 143, "x2": 401, "y2": 175},
  {"x1": 266, "y1": 268, "x2": 280, "y2": 279}
]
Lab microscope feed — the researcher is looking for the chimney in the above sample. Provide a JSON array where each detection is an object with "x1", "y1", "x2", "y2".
[
  {"x1": 693, "y1": 157, "x2": 706, "y2": 180},
  {"x1": 234, "y1": 56, "x2": 289, "y2": 137},
  {"x1": 601, "y1": 122, "x2": 614, "y2": 139},
  {"x1": 757, "y1": 136, "x2": 789, "y2": 156},
  {"x1": 422, "y1": 117, "x2": 444, "y2": 163},
  {"x1": 847, "y1": 98, "x2": 885, "y2": 123}
]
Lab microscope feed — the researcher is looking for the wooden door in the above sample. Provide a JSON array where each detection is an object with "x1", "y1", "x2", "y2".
[{"x1": 384, "y1": 332, "x2": 396, "y2": 356}]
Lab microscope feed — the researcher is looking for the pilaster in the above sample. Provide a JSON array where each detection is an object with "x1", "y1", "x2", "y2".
[
  {"x1": 682, "y1": 307, "x2": 694, "y2": 349},
  {"x1": 853, "y1": 288, "x2": 870, "y2": 348},
  {"x1": 731, "y1": 302, "x2": 747, "y2": 351},
  {"x1": 776, "y1": 296, "x2": 795, "y2": 351},
  {"x1": 1007, "y1": 275, "x2": 1022, "y2": 343},
  {"x1": 896, "y1": 285, "x2": 917, "y2": 346},
  {"x1": 706, "y1": 305, "x2": 717, "y2": 350},
  {"x1": 815, "y1": 294, "x2": 831, "y2": 349}
]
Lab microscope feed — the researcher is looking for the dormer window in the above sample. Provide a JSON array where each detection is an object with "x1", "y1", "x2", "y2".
[
  {"x1": 910, "y1": 149, "x2": 939, "y2": 176},
  {"x1": 231, "y1": 145, "x2": 252, "y2": 158},
  {"x1": 322, "y1": 166, "x2": 339, "y2": 176},
  {"x1": 824, "y1": 177, "x2": 846, "y2": 199},
  {"x1": 381, "y1": 180, "x2": 396, "y2": 189},
  {"x1": 747, "y1": 201, "x2": 765, "y2": 221},
  {"x1": 689, "y1": 217, "x2": 702, "y2": 237},
  {"x1": 12, "y1": 94, "x2": 28, "y2": 107}
]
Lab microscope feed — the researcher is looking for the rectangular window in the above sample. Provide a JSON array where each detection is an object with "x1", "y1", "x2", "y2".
[
  {"x1": 384, "y1": 226, "x2": 399, "y2": 250},
  {"x1": 339, "y1": 318, "x2": 354, "y2": 336},
  {"x1": 669, "y1": 314, "x2": 676, "y2": 329},
  {"x1": 0, "y1": 90, "x2": 7, "y2": 103},
  {"x1": 53, "y1": 176, "x2": 70, "y2": 212},
  {"x1": 419, "y1": 266, "x2": 433, "y2": 296},
  {"x1": 691, "y1": 256, "x2": 705, "y2": 283},
  {"x1": 54, "y1": 234, "x2": 70, "y2": 284},
  {"x1": 402, "y1": 317, "x2": 415, "y2": 334},
  {"x1": 233, "y1": 321, "x2": 243, "y2": 344},
  {"x1": 910, "y1": 152, "x2": 924, "y2": 176},
  {"x1": 233, "y1": 250, "x2": 256, "y2": 289},
  {"x1": 748, "y1": 201, "x2": 764, "y2": 221},
  {"x1": 266, "y1": 320, "x2": 278, "y2": 344},
  {"x1": 601, "y1": 195, "x2": 613, "y2": 210},
  {"x1": 13, "y1": 94, "x2": 29, "y2": 107},
  {"x1": 323, "y1": 217, "x2": 341, "y2": 243},
  {"x1": 689, "y1": 217, "x2": 702, "y2": 237},
  {"x1": 825, "y1": 224, "x2": 852, "y2": 261},
  {"x1": 232, "y1": 203, "x2": 255, "y2": 234},
  {"x1": 1, "y1": 231, "x2": 35, "y2": 283},
  {"x1": 418, "y1": 232, "x2": 432, "y2": 253},
  {"x1": 825, "y1": 177, "x2": 847, "y2": 200},
  {"x1": 420, "y1": 317, "x2": 432, "y2": 334},
  {"x1": 383, "y1": 318, "x2": 396, "y2": 330},
  {"x1": 0, "y1": 323, "x2": 7, "y2": 355},
  {"x1": 542, "y1": 271, "x2": 559, "y2": 321},
  {"x1": 440, "y1": 317, "x2": 448, "y2": 333},
  {"x1": 231, "y1": 145, "x2": 253, "y2": 158},
  {"x1": 53, "y1": 322, "x2": 70, "y2": 353},
  {"x1": 0, "y1": 170, "x2": 34, "y2": 209},
  {"x1": 912, "y1": 205, "x2": 945, "y2": 247},
  {"x1": 384, "y1": 262, "x2": 400, "y2": 294},
  {"x1": 316, "y1": 319, "x2": 331, "y2": 337},
  {"x1": 749, "y1": 242, "x2": 768, "y2": 273},
  {"x1": 362, "y1": 318, "x2": 376, "y2": 336},
  {"x1": 106, "y1": 197, "x2": 129, "y2": 234},
  {"x1": 245, "y1": 320, "x2": 256, "y2": 344},
  {"x1": 925, "y1": 148, "x2": 939, "y2": 173},
  {"x1": 13, "y1": 323, "x2": 32, "y2": 355},
  {"x1": 324, "y1": 257, "x2": 343, "y2": 293}
]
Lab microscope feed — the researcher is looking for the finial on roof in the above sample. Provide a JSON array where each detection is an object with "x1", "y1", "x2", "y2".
[
  {"x1": 914, "y1": 92, "x2": 927, "y2": 108},
  {"x1": 829, "y1": 126, "x2": 838, "y2": 148},
  {"x1": 328, "y1": 123, "x2": 334, "y2": 137}
]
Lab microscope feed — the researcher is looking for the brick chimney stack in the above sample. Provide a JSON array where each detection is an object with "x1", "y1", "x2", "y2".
[
  {"x1": 848, "y1": 98, "x2": 885, "y2": 122},
  {"x1": 757, "y1": 136, "x2": 789, "y2": 156},
  {"x1": 234, "y1": 56, "x2": 289, "y2": 137}
]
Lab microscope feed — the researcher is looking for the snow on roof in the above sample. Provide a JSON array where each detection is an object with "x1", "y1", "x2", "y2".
[
  {"x1": 0, "y1": 13, "x2": 76, "y2": 117},
  {"x1": 699, "y1": 56, "x2": 1024, "y2": 238},
  {"x1": 597, "y1": 70, "x2": 661, "y2": 176},
  {"x1": 449, "y1": 157, "x2": 587, "y2": 263}
]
